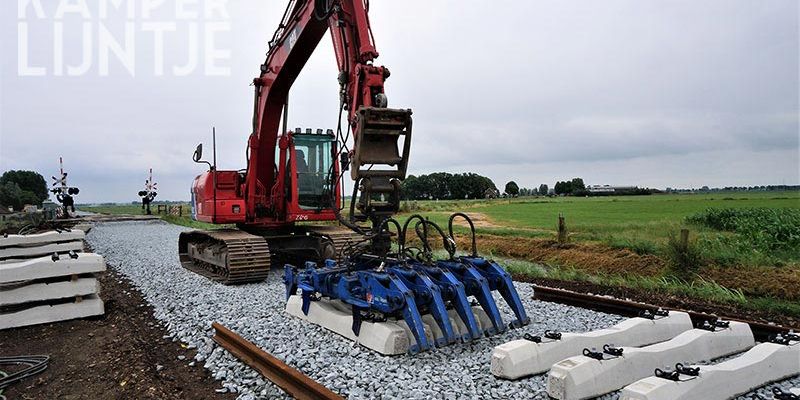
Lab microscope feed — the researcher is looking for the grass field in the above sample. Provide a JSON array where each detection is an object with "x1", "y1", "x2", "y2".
[
  {"x1": 82, "y1": 204, "x2": 152, "y2": 215},
  {"x1": 81, "y1": 203, "x2": 226, "y2": 230},
  {"x1": 401, "y1": 192, "x2": 800, "y2": 316},
  {"x1": 408, "y1": 192, "x2": 800, "y2": 264}
]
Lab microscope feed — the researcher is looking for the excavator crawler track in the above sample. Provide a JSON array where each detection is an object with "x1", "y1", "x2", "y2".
[
  {"x1": 179, "y1": 226, "x2": 365, "y2": 285},
  {"x1": 309, "y1": 226, "x2": 367, "y2": 261},
  {"x1": 179, "y1": 230, "x2": 271, "y2": 285}
]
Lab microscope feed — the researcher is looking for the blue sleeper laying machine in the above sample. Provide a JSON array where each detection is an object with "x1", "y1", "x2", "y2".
[{"x1": 284, "y1": 213, "x2": 530, "y2": 353}]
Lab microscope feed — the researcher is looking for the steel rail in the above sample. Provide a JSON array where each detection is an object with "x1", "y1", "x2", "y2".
[
  {"x1": 211, "y1": 322, "x2": 343, "y2": 400},
  {"x1": 532, "y1": 285, "x2": 795, "y2": 342}
]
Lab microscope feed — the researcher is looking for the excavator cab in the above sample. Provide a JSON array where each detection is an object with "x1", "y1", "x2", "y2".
[{"x1": 277, "y1": 128, "x2": 341, "y2": 222}]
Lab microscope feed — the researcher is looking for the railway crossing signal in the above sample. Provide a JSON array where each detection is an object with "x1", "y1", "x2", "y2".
[
  {"x1": 50, "y1": 157, "x2": 79, "y2": 218},
  {"x1": 138, "y1": 168, "x2": 158, "y2": 215}
]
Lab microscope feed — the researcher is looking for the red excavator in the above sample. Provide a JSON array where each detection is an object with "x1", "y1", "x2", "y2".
[{"x1": 179, "y1": 0, "x2": 413, "y2": 284}]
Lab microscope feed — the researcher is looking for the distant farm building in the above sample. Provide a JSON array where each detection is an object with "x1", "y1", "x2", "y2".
[
  {"x1": 0, "y1": 205, "x2": 11, "y2": 222},
  {"x1": 484, "y1": 188, "x2": 500, "y2": 198},
  {"x1": 587, "y1": 185, "x2": 639, "y2": 194}
]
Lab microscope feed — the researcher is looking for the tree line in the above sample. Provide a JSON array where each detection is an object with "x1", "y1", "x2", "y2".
[
  {"x1": 553, "y1": 178, "x2": 586, "y2": 195},
  {"x1": 503, "y1": 182, "x2": 549, "y2": 197},
  {"x1": 401, "y1": 172, "x2": 556, "y2": 200},
  {"x1": 0, "y1": 170, "x2": 49, "y2": 211},
  {"x1": 401, "y1": 172, "x2": 498, "y2": 200}
]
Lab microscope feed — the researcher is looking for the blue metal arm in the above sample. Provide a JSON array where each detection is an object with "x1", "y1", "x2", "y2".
[
  {"x1": 459, "y1": 256, "x2": 530, "y2": 328},
  {"x1": 437, "y1": 259, "x2": 506, "y2": 335},
  {"x1": 387, "y1": 265, "x2": 457, "y2": 346}
]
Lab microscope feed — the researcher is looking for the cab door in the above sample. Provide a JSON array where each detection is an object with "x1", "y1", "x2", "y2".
[{"x1": 285, "y1": 132, "x2": 340, "y2": 222}]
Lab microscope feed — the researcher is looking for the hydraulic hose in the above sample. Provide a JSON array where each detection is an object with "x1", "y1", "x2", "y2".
[
  {"x1": 448, "y1": 212, "x2": 478, "y2": 257},
  {"x1": 415, "y1": 219, "x2": 457, "y2": 259}
]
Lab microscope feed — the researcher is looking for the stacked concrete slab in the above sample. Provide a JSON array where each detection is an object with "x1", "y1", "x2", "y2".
[
  {"x1": 0, "y1": 230, "x2": 85, "y2": 263},
  {"x1": 0, "y1": 230, "x2": 106, "y2": 330}
]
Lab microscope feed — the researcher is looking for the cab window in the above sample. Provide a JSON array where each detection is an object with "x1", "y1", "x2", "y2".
[{"x1": 292, "y1": 135, "x2": 334, "y2": 210}]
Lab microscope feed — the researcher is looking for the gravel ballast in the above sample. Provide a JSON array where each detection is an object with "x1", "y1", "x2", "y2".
[{"x1": 87, "y1": 221, "x2": 800, "y2": 399}]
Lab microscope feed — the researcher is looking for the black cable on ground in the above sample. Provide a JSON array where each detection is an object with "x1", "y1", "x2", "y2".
[
  {"x1": 0, "y1": 369, "x2": 6, "y2": 400},
  {"x1": 0, "y1": 355, "x2": 50, "y2": 391}
]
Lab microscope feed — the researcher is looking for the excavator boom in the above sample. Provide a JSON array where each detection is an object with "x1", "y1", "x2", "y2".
[
  {"x1": 247, "y1": 0, "x2": 412, "y2": 228},
  {"x1": 181, "y1": 0, "x2": 412, "y2": 283}
]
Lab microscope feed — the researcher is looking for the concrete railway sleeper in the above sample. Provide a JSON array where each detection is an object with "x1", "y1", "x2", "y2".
[
  {"x1": 621, "y1": 333, "x2": 800, "y2": 400},
  {"x1": 546, "y1": 320, "x2": 756, "y2": 399},
  {"x1": 491, "y1": 309, "x2": 694, "y2": 379}
]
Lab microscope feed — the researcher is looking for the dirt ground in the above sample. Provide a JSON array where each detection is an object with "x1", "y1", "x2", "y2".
[
  {"x1": 0, "y1": 268, "x2": 235, "y2": 400},
  {"x1": 456, "y1": 234, "x2": 667, "y2": 276},
  {"x1": 451, "y1": 212, "x2": 550, "y2": 234}
]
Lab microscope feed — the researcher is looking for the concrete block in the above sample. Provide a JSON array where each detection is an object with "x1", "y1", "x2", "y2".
[
  {"x1": 547, "y1": 321, "x2": 755, "y2": 400},
  {"x1": 395, "y1": 319, "x2": 435, "y2": 349},
  {"x1": 472, "y1": 306, "x2": 493, "y2": 332},
  {"x1": 285, "y1": 295, "x2": 489, "y2": 354},
  {"x1": 0, "y1": 295, "x2": 105, "y2": 330},
  {"x1": 0, "y1": 254, "x2": 106, "y2": 283},
  {"x1": 492, "y1": 311, "x2": 693, "y2": 379},
  {"x1": 0, "y1": 230, "x2": 85, "y2": 247},
  {"x1": 0, "y1": 277, "x2": 99, "y2": 306},
  {"x1": 0, "y1": 241, "x2": 84, "y2": 262},
  {"x1": 287, "y1": 295, "x2": 410, "y2": 355},
  {"x1": 620, "y1": 341, "x2": 800, "y2": 400},
  {"x1": 71, "y1": 224, "x2": 93, "y2": 234},
  {"x1": 446, "y1": 309, "x2": 468, "y2": 335},
  {"x1": 442, "y1": 307, "x2": 490, "y2": 341},
  {"x1": 422, "y1": 314, "x2": 445, "y2": 341}
]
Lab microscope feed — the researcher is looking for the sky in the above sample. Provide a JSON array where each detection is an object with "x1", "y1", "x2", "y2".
[{"x1": 0, "y1": 0, "x2": 798, "y2": 203}]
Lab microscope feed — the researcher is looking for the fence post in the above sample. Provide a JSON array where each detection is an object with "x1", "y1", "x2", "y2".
[
  {"x1": 557, "y1": 213, "x2": 568, "y2": 244},
  {"x1": 680, "y1": 228, "x2": 690, "y2": 253}
]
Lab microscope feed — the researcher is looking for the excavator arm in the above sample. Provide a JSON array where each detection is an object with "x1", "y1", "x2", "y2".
[{"x1": 247, "y1": 0, "x2": 412, "y2": 231}]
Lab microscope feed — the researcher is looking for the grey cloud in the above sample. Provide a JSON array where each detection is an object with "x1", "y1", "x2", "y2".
[
  {"x1": 410, "y1": 111, "x2": 797, "y2": 169},
  {"x1": 1, "y1": 0, "x2": 798, "y2": 203}
]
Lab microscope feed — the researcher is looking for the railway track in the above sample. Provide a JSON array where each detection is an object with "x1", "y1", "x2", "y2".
[
  {"x1": 211, "y1": 322, "x2": 343, "y2": 400},
  {"x1": 532, "y1": 285, "x2": 795, "y2": 342}
]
